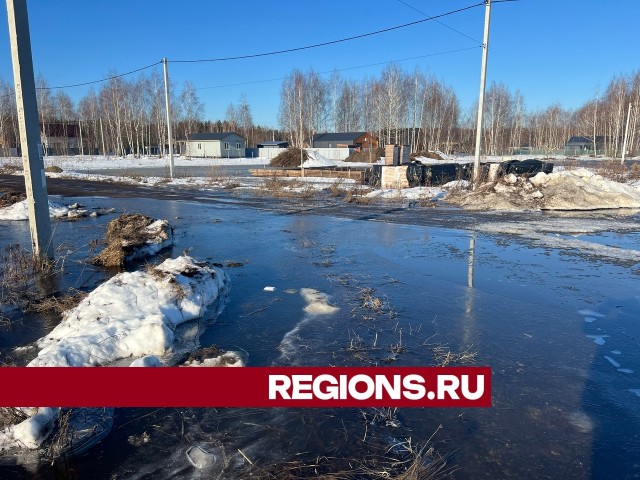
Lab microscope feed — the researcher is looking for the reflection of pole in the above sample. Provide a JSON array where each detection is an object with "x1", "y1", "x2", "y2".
[
  {"x1": 7, "y1": 0, "x2": 54, "y2": 260},
  {"x1": 463, "y1": 233, "x2": 477, "y2": 345},
  {"x1": 467, "y1": 234, "x2": 476, "y2": 289},
  {"x1": 473, "y1": 0, "x2": 492, "y2": 185},
  {"x1": 162, "y1": 57, "x2": 174, "y2": 178},
  {"x1": 621, "y1": 103, "x2": 632, "y2": 164}
]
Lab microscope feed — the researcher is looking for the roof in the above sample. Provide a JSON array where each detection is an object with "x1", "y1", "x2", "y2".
[
  {"x1": 257, "y1": 141, "x2": 288, "y2": 147},
  {"x1": 566, "y1": 136, "x2": 605, "y2": 145},
  {"x1": 185, "y1": 132, "x2": 243, "y2": 141},
  {"x1": 312, "y1": 132, "x2": 368, "y2": 143}
]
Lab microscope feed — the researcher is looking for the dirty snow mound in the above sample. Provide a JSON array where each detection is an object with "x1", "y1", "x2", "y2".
[
  {"x1": 31, "y1": 255, "x2": 227, "y2": 367},
  {"x1": 92, "y1": 213, "x2": 173, "y2": 267},
  {"x1": 448, "y1": 169, "x2": 640, "y2": 211}
]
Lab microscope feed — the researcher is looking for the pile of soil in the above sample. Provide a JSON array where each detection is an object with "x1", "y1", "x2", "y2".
[
  {"x1": 410, "y1": 150, "x2": 444, "y2": 160},
  {"x1": 269, "y1": 148, "x2": 308, "y2": 167},
  {"x1": 0, "y1": 190, "x2": 26, "y2": 208},
  {"x1": 92, "y1": 213, "x2": 170, "y2": 267},
  {"x1": 344, "y1": 148, "x2": 384, "y2": 163}
]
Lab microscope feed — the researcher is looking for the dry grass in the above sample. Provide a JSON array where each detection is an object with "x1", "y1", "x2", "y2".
[
  {"x1": 44, "y1": 165, "x2": 63, "y2": 173},
  {"x1": 429, "y1": 344, "x2": 477, "y2": 367},
  {"x1": 91, "y1": 213, "x2": 164, "y2": 267},
  {"x1": 344, "y1": 148, "x2": 385, "y2": 163},
  {"x1": 0, "y1": 244, "x2": 54, "y2": 289},
  {"x1": 0, "y1": 407, "x2": 29, "y2": 430},
  {"x1": 27, "y1": 289, "x2": 87, "y2": 314},
  {"x1": 270, "y1": 148, "x2": 309, "y2": 167},
  {"x1": 595, "y1": 160, "x2": 640, "y2": 183},
  {"x1": 253, "y1": 438, "x2": 452, "y2": 479}
]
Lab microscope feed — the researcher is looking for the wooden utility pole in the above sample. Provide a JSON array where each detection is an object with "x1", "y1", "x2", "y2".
[
  {"x1": 162, "y1": 58, "x2": 174, "y2": 178},
  {"x1": 473, "y1": 0, "x2": 492, "y2": 184},
  {"x1": 6, "y1": 0, "x2": 53, "y2": 259}
]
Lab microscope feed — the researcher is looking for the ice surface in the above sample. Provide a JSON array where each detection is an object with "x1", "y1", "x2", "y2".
[
  {"x1": 578, "y1": 310, "x2": 606, "y2": 317},
  {"x1": 586, "y1": 335, "x2": 610, "y2": 346},
  {"x1": 604, "y1": 356, "x2": 621, "y2": 368},
  {"x1": 186, "y1": 445, "x2": 217, "y2": 469}
]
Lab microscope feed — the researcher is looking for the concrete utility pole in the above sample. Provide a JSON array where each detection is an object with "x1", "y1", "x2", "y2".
[
  {"x1": 162, "y1": 58, "x2": 174, "y2": 178},
  {"x1": 621, "y1": 102, "x2": 632, "y2": 164},
  {"x1": 473, "y1": 0, "x2": 492, "y2": 184},
  {"x1": 6, "y1": 0, "x2": 53, "y2": 259}
]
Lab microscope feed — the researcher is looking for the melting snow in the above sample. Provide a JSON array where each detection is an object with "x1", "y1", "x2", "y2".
[{"x1": 0, "y1": 199, "x2": 69, "y2": 221}]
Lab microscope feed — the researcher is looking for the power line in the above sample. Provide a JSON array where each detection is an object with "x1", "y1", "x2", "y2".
[
  {"x1": 396, "y1": 0, "x2": 480, "y2": 44},
  {"x1": 37, "y1": 61, "x2": 162, "y2": 90},
  {"x1": 170, "y1": 2, "x2": 485, "y2": 64},
  {"x1": 194, "y1": 46, "x2": 480, "y2": 91}
]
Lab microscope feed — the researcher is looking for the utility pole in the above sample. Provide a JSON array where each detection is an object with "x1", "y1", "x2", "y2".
[
  {"x1": 162, "y1": 57, "x2": 174, "y2": 178},
  {"x1": 6, "y1": 0, "x2": 53, "y2": 260},
  {"x1": 621, "y1": 102, "x2": 632, "y2": 164},
  {"x1": 473, "y1": 0, "x2": 492, "y2": 184}
]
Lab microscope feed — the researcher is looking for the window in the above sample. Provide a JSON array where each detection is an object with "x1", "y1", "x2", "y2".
[
  {"x1": 223, "y1": 142, "x2": 230, "y2": 150},
  {"x1": 236, "y1": 142, "x2": 241, "y2": 150},
  {"x1": 197, "y1": 143, "x2": 201, "y2": 150}
]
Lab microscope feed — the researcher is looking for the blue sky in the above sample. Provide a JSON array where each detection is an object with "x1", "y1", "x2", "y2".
[{"x1": 0, "y1": 0, "x2": 637, "y2": 128}]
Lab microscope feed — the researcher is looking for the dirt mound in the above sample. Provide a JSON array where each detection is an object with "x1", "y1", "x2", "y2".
[
  {"x1": 269, "y1": 148, "x2": 308, "y2": 167},
  {"x1": 411, "y1": 150, "x2": 443, "y2": 160},
  {"x1": 0, "y1": 190, "x2": 26, "y2": 208},
  {"x1": 344, "y1": 147, "x2": 384, "y2": 163},
  {"x1": 44, "y1": 166, "x2": 63, "y2": 173},
  {"x1": 92, "y1": 214, "x2": 173, "y2": 267}
]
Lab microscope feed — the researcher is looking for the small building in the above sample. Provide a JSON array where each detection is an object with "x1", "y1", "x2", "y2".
[
  {"x1": 183, "y1": 132, "x2": 246, "y2": 158},
  {"x1": 257, "y1": 140, "x2": 289, "y2": 149},
  {"x1": 564, "y1": 136, "x2": 605, "y2": 156},
  {"x1": 312, "y1": 132, "x2": 378, "y2": 149},
  {"x1": 41, "y1": 122, "x2": 79, "y2": 155}
]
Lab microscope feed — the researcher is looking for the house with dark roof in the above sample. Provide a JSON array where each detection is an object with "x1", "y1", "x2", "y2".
[
  {"x1": 182, "y1": 132, "x2": 246, "y2": 158},
  {"x1": 312, "y1": 132, "x2": 378, "y2": 149},
  {"x1": 564, "y1": 136, "x2": 605, "y2": 155}
]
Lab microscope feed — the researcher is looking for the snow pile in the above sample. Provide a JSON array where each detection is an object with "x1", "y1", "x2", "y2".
[
  {"x1": 31, "y1": 255, "x2": 228, "y2": 367},
  {"x1": 0, "y1": 199, "x2": 69, "y2": 221},
  {"x1": 0, "y1": 407, "x2": 59, "y2": 450},
  {"x1": 448, "y1": 168, "x2": 640, "y2": 211},
  {"x1": 92, "y1": 214, "x2": 174, "y2": 267},
  {"x1": 303, "y1": 149, "x2": 383, "y2": 169},
  {"x1": 366, "y1": 186, "x2": 446, "y2": 202}
]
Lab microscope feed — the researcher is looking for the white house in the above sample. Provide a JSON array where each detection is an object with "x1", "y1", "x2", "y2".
[{"x1": 183, "y1": 132, "x2": 246, "y2": 158}]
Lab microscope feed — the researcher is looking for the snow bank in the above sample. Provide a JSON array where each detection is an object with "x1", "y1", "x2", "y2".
[
  {"x1": 0, "y1": 199, "x2": 69, "y2": 221},
  {"x1": 31, "y1": 255, "x2": 228, "y2": 367},
  {"x1": 366, "y1": 186, "x2": 446, "y2": 201},
  {"x1": 303, "y1": 149, "x2": 382, "y2": 169},
  {"x1": 448, "y1": 168, "x2": 640, "y2": 211},
  {"x1": 0, "y1": 407, "x2": 58, "y2": 450},
  {"x1": 0, "y1": 256, "x2": 229, "y2": 452}
]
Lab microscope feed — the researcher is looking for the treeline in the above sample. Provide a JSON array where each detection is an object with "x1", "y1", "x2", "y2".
[
  {"x1": 0, "y1": 64, "x2": 638, "y2": 158},
  {"x1": 278, "y1": 64, "x2": 640, "y2": 156},
  {"x1": 0, "y1": 71, "x2": 280, "y2": 157}
]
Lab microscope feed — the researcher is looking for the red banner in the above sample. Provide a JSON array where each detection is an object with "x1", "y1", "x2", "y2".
[{"x1": 0, "y1": 367, "x2": 491, "y2": 407}]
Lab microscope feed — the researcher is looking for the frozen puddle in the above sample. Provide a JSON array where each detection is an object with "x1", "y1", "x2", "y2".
[
  {"x1": 186, "y1": 445, "x2": 216, "y2": 469},
  {"x1": 604, "y1": 356, "x2": 621, "y2": 368},
  {"x1": 586, "y1": 335, "x2": 610, "y2": 346},
  {"x1": 276, "y1": 288, "x2": 339, "y2": 363}
]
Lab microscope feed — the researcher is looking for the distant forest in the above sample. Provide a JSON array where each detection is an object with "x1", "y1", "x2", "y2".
[{"x1": 0, "y1": 64, "x2": 638, "y2": 157}]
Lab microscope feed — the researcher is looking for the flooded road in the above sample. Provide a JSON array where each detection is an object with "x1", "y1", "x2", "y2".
[{"x1": 1, "y1": 184, "x2": 639, "y2": 479}]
